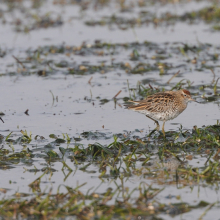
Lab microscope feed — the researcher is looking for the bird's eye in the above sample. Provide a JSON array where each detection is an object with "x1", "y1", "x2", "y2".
[{"x1": 184, "y1": 94, "x2": 187, "y2": 97}]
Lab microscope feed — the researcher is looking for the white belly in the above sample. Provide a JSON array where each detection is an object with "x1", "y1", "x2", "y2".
[{"x1": 135, "y1": 109, "x2": 182, "y2": 121}]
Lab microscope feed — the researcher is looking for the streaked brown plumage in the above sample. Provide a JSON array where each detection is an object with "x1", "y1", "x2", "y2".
[{"x1": 127, "y1": 89, "x2": 195, "y2": 136}]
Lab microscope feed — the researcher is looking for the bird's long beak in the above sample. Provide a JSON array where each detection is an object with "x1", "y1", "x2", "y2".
[
  {"x1": 190, "y1": 97, "x2": 201, "y2": 103},
  {"x1": 189, "y1": 97, "x2": 196, "y2": 102}
]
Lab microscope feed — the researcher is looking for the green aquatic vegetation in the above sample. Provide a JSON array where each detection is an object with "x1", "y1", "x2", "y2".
[
  {"x1": 47, "y1": 150, "x2": 59, "y2": 158},
  {"x1": 1, "y1": 1, "x2": 220, "y2": 219},
  {"x1": 193, "y1": 6, "x2": 220, "y2": 22},
  {"x1": 213, "y1": 77, "x2": 220, "y2": 95},
  {"x1": 0, "y1": 124, "x2": 220, "y2": 218},
  {"x1": 82, "y1": 4, "x2": 220, "y2": 32},
  {"x1": 14, "y1": 12, "x2": 63, "y2": 33},
  {"x1": 20, "y1": 130, "x2": 32, "y2": 143},
  {"x1": 213, "y1": 24, "x2": 220, "y2": 30},
  {"x1": 6, "y1": 41, "x2": 220, "y2": 80},
  {"x1": 0, "y1": 182, "x2": 168, "y2": 219},
  {"x1": 161, "y1": 5, "x2": 220, "y2": 30},
  {"x1": 107, "y1": 135, "x2": 123, "y2": 149},
  {"x1": 130, "y1": 62, "x2": 155, "y2": 74}
]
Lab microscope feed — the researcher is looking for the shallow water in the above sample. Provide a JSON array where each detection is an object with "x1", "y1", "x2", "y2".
[
  {"x1": 0, "y1": 73, "x2": 219, "y2": 139},
  {"x1": 1, "y1": 0, "x2": 220, "y2": 219}
]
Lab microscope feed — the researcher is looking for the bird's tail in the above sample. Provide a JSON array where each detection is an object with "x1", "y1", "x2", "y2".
[{"x1": 124, "y1": 100, "x2": 138, "y2": 109}]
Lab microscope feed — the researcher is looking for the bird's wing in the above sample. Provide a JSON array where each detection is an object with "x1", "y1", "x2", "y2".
[{"x1": 127, "y1": 92, "x2": 175, "y2": 113}]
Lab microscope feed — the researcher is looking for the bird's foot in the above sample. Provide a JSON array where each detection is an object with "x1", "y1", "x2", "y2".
[
  {"x1": 148, "y1": 129, "x2": 157, "y2": 137},
  {"x1": 148, "y1": 124, "x2": 160, "y2": 137},
  {"x1": 162, "y1": 130, "x2": 166, "y2": 138}
]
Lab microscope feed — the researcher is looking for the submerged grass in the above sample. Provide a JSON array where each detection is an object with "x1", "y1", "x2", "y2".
[
  {"x1": 0, "y1": 182, "x2": 165, "y2": 219},
  {"x1": 84, "y1": 4, "x2": 220, "y2": 31},
  {"x1": 0, "y1": 0, "x2": 220, "y2": 219},
  {"x1": 1, "y1": 38, "x2": 220, "y2": 220},
  {"x1": 1, "y1": 124, "x2": 220, "y2": 219},
  {"x1": 6, "y1": 40, "x2": 220, "y2": 81},
  {"x1": 1, "y1": 0, "x2": 220, "y2": 48}
]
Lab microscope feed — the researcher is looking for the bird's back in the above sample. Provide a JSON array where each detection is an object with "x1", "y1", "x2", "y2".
[{"x1": 127, "y1": 91, "x2": 187, "y2": 121}]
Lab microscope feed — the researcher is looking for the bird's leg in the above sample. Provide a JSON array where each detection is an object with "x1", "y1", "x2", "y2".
[
  {"x1": 162, "y1": 121, "x2": 166, "y2": 137},
  {"x1": 0, "y1": 117, "x2": 4, "y2": 123},
  {"x1": 146, "y1": 115, "x2": 160, "y2": 136},
  {"x1": 146, "y1": 115, "x2": 160, "y2": 130}
]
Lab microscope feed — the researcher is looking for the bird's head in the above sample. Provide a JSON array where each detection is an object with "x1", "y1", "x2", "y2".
[{"x1": 180, "y1": 89, "x2": 195, "y2": 103}]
